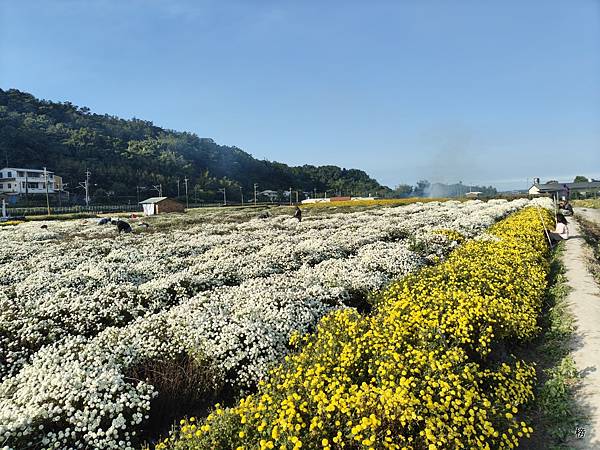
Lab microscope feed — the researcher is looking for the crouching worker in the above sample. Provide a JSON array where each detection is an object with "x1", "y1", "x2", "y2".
[
  {"x1": 114, "y1": 219, "x2": 132, "y2": 233},
  {"x1": 293, "y1": 206, "x2": 302, "y2": 222},
  {"x1": 548, "y1": 213, "x2": 569, "y2": 244},
  {"x1": 559, "y1": 200, "x2": 574, "y2": 217}
]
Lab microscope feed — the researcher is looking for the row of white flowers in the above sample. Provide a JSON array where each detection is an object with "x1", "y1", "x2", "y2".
[
  {"x1": 0, "y1": 200, "x2": 523, "y2": 380},
  {"x1": 0, "y1": 200, "x2": 531, "y2": 449}
]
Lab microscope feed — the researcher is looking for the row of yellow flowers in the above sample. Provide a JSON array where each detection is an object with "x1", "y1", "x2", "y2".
[{"x1": 159, "y1": 207, "x2": 552, "y2": 450}]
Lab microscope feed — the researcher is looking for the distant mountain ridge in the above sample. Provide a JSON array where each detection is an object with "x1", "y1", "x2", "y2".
[{"x1": 0, "y1": 88, "x2": 389, "y2": 203}]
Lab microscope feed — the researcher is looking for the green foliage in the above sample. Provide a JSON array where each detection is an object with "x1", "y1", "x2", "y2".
[
  {"x1": 393, "y1": 183, "x2": 413, "y2": 197},
  {"x1": 538, "y1": 357, "x2": 579, "y2": 444},
  {"x1": 412, "y1": 179, "x2": 430, "y2": 197},
  {"x1": 573, "y1": 175, "x2": 589, "y2": 183},
  {"x1": 0, "y1": 88, "x2": 389, "y2": 203}
]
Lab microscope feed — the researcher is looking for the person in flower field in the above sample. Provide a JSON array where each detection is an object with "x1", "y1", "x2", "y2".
[
  {"x1": 548, "y1": 213, "x2": 569, "y2": 243},
  {"x1": 294, "y1": 206, "x2": 302, "y2": 222},
  {"x1": 113, "y1": 219, "x2": 132, "y2": 233}
]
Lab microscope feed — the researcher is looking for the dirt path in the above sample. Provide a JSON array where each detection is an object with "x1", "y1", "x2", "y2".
[
  {"x1": 576, "y1": 207, "x2": 600, "y2": 225},
  {"x1": 562, "y1": 214, "x2": 600, "y2": 448}
]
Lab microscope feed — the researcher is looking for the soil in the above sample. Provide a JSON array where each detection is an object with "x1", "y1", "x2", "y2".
[{"x1": 577, "y1": 207, "x2": 600, "y2": 225}]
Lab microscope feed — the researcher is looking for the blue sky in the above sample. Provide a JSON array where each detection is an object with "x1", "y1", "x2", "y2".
[{"x1": 1, "y1": 0, "x2": 599, "y2": 190}]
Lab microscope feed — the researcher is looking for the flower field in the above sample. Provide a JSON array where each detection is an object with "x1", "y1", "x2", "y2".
[
  {"x1": 159, "y1": 204, "x2": 554, "y2": 450},
  {"x1": 0, "y1": 199, "x2": 549, "y2": 449}
]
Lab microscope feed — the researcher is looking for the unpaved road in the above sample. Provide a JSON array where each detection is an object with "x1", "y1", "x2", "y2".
[
  {"x1": 576, "y1": 207, "x2": 600, "y2": 225},
  {"x1": 563, "y1": 212, "x2": 600, "y2": 448}
]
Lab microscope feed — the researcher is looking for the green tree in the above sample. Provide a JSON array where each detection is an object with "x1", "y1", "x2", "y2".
[
  {"x1": 573, "y1": 175, "x2": 589, "y2": 183},
  {"x1": 394, "y1": 184, "x2": 413, "y2": 197},
  {"x1": 413, "y1": 180, "x2": 430, "y2": 197}
]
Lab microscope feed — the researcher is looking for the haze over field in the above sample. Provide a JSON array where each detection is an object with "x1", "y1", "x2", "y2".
[{"x1": 1, "y1": 0, "x2": 599, "y2": 189}]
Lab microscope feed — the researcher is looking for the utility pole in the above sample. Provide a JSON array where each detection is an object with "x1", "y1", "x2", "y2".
[
  {"x1": 218, "y1": 187, "x2": 227, "y2": 206},
  {"x1": 79, "y1": 169, "x2": 91, "y2": 206},
  {"x1": 289, "y1": 187, "x2": 292, "y2": 206},
  {"x1": 43, "y1": 167, "x2": 51, "y2": 215},
  {"x1": 152, "y1": 184, "x2": 163, "y2": 197},
  {"x1": 313, "y1": 188, "x2": 316, "y2": 199},
  {"x1": 85, "y1": 169, "x2": 91, "y2": 206},
  {"x1": 61, "y1": 183, "x2": 69, "y2": 205},
  {"x1": 177, "y1": 178, "x2": 180, "y2": 198},
  {"x1": 254, "y1": 183, "x2": 258, "y2": 205},
  {"x1": 184, "y1": 177, "x2": 189, "y2": 209},
  {"x1": 240, "y1": 186, "x2": 244, "y2": 205},
  {"x1": 60, "y1": 182, "x2": 68, "y2": 207},
  {"x1": 295, "y1": 191, "x2": 299, "y2": 204}
]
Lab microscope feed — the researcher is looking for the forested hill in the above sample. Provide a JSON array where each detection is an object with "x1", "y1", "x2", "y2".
[{"x1": 0, "y1": 88, "x2": 389, "y2": 202}]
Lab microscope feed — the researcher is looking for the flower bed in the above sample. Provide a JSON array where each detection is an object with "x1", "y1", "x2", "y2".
[
  {"x1": 0, "y1": 200, "x2": 525, "y2": 380},
  {"x1": 0, "y1": 200, "x2": 535, "y2": 449},
  {"x1": 162, "y1": 205, "x2": 553, "y2": 450}
]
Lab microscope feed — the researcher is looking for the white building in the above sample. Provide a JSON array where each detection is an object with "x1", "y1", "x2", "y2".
[{"x1": 0, "y1": 167, "x2": 61, "y2": 197}]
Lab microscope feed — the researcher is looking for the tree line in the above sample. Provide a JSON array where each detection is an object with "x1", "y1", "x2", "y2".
[
  {"x1": 394, "y1": 180, "x2": 497, "y2": 198},
  {"x1": 0, "y1": 88, "x2": 390, "y2": 204}
]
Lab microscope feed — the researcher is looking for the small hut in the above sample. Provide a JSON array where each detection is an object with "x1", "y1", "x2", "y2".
[{"x1": 139, "y1": 197, "x2": 185, "y2": 216}]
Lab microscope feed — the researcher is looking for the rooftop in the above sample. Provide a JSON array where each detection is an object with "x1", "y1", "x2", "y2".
[
  {"x1": 139, "y1": 197, "x2": 168, "y2": 204},
  {"x1": 1, "y1": 167, "x2": 54, "y2": 173},
  {"x1": 532, "y1": 181, "x2": 600, "y2": 192}
]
